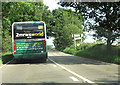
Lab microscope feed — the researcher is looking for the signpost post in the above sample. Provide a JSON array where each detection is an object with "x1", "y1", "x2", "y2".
[{"x1": 72, "y1": 34, "x2": 83, "y2": 50}]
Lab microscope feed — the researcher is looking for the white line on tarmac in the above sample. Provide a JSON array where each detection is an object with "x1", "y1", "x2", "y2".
[
  {"x1": 48, "y1": 57, "x2": 98, "y2": 85},
  {"x1": 69, "y1": 76, "x2": 79, "y2": 81},
  {"x1": 53, "y1": 65, "x2": 57, "y2": 67},
  {"x1": 0, "y1": 59, "x2": 13, "y2": 70}
]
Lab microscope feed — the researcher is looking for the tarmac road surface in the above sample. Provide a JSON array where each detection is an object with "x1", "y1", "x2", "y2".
[{"x1": 1, "y1": 50, "x2": 119, "y2": 85}]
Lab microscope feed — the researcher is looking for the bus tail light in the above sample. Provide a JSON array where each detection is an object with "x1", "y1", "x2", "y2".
[
  {"x1": 43, "y1": 40, "x2": 46, "y2": 52},
  {"x1": 13, "y1": 41, "x2": 16, "y2": 54}
]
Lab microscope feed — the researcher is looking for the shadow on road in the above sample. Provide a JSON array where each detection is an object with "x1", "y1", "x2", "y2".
[
  {"x1": 8, "y1": 59, "x2": 52, "y2": 64},
  {"x1": 2, "y1": 50, "x2": 114, "y2": 65},
  {"x1": 49, "y1": 55, "x2": 111, "y2": 65},
  {"x1": 2, "y1": 53, "x2": 52, "y2": 65},
  {"x1": 5, "y1": 56, "x2": 111, "y2": 65},
  {"x1": 48, "y1": 50, "x2": 113, "y2": 65}
]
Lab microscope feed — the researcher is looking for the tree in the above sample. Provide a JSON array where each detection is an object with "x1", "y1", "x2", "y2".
[
  {"x1": 42, "y1": 6, "x2": 54, "y2": 36},
  {"x1": 59, "y1": 2, "x2": 120, "y2": 47},
  {"x1": 2, "y1": 2, "x2": 45, "y2": 52},
  {"x1": 52, "y1": 8, "x2": 84, "y2": 50}
]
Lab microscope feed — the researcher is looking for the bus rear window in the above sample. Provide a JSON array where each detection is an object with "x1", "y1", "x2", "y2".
[{"x1": 14, "y1": 24, "x2": 45, "y2": 39}]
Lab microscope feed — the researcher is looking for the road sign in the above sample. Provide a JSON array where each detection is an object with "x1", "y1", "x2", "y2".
[
  {"x1": 72, "y1": 34, "x2": 80, "y2": 37},
  {"x1": 75, "y1": 37, "x2": 81, "y2": 40},
  {"x1": 77, "y1": 44, "x2": 80, "y2": 46},
  {"x1": 81, "y1": 34, "x2": 83, "y2": 37},
  {"x1": 72, "y1": 34, "x2": 84, "y2": 50},
  {"x1": 74, "y1": 34, "x2": 80, "y2": 37}
]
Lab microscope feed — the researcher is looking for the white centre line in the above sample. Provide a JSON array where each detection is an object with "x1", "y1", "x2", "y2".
[
  {"x1": 69, "y1": 76, "x2": 79, "y2": 81},
  {"x1": 48, "y1": 57, "x2": 98, "y2": 85}
]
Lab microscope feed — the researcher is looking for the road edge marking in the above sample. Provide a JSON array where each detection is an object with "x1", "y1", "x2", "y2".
[
  {"x1": 0, "y1": 59, "x2": 13, "y2": 70},
  {"x1": 48, "y1": 57, "x2": 97, "y2": 84},
  {"x1": 69, "y1": 76, "x2": 79, "y2": 81}
]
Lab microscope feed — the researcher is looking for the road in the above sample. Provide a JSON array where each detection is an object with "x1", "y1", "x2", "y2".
[{"x1": 1, "y1": 50, "x2": 119, "y2": 85}]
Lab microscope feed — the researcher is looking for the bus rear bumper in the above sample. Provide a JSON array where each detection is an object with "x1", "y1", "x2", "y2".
[{"x1": 13, "y1": 52, "x2": 48, "y2": 60}]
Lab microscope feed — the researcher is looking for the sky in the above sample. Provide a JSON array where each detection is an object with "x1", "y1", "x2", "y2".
[
  {"x1": 43, "y1": 0, "x2": 96, "y2": 46},
  {"x1": 43, "y1": 0, "x2": 61, "y2": 11}
]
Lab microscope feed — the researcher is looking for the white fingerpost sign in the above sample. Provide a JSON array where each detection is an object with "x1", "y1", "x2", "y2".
[{"x1": 72, "y1": 34, "x2": 83, "y2": 50}]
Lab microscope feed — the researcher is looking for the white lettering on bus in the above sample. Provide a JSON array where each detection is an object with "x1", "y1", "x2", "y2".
[
  {"x1": 16, "y1": 32, "x2": 44, "y2": 37},
  {"x1": 16, "y1": 33, "x2": 31, "y2": 37}
]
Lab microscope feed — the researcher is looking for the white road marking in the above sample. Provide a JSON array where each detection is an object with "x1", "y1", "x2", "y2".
[
  {"x1": 69, "y1": 76, "x2": 79, "y2": 81},
  {"x1": 0, "y1": 59, "x2": 13, "y2": 70},
  {"x1": 48, "y1": 57, "x2": 98, "y2": 85},
  {"x1": 53, "y1": 65, "x2": 57, "y2": 67}
]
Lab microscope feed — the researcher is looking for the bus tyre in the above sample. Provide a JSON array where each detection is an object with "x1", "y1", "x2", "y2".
[
  {"x1": 42, "y1": 58, "x2": 47, "y2": 63},
  {"x1": 15, "y1": 59, "x2": 22, "y2": 63}
]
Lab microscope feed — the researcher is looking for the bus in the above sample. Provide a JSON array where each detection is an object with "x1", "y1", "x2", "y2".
[{"x1": 12, "y1": 21, "x2": 48, "y2": 62}]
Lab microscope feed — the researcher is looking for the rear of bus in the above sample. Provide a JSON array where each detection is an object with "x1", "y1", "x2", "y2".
[{"x1": 12, "y1": 21, "x2": 48, "y2": 62}]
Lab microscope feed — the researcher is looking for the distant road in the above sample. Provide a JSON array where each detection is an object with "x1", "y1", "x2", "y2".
[{"x1": 1, "y1": 50, "x2": 119, "y2": 85}]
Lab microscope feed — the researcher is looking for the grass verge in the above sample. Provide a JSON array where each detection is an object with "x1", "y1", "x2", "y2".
[
  {"x1": 1, "y1": 52, "x2": 13, "y2": 65},
  {"x1": 0, "y1": 52, "x2": 2, "y2": 66},
  {"x1": 63, "y1": 43, "x2": 120, "y2": 64},
  {"x1": 0, "y1": 58, "x2": 2, "y2": 66}
]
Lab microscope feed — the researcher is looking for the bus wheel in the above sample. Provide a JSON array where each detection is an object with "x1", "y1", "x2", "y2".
[
  {"x1": 15, "y1": 59, "x2": 22, "y2": 63},
  {"x1": 42, "y1": 58, "x2": 47, "y2": 63}
]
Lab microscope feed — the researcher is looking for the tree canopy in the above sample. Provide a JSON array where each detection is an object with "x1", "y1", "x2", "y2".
[
  {"x1": 59, "y1": 2, "x2": 120, "y2": 47},
  {"x1": 2, "y1": 2, "x2": 48, "y2": 52},
  {"x1": 52, "y1": 8, "x2": 84, "y2": 50},
  {"x1": 2, "y1": 2, "x2": 84, "y2": 52}
]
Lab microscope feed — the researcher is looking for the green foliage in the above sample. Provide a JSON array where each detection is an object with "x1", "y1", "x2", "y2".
[
  {"x1": 2, "y1": 2, "x2": 85, "y2": 52},
  {"x1": 59, "y1": 2, "x2": 120, "y2": 47},
  {"x1": 2, "y1": 2, "x2": 50, "y2": 53},
  {"x1": 42, "y1": 8, "x2": 54, "y2": 36},
  {"x1": 76, "y1": 43, "x2": 96, "y2": 50},
  {"x1": 2, "y1": 30, "x2": 12, "y2": 52},
  {"x1": 0, "y1": 52, "x2": 13, "y2": 65},
  {"x1": 63, "y1": 43, "x2": 120, "y2": 64},
  {"x1": 52, "y1": 8, "x2": 84, "y2": 50},
  {"x1": 47, "y1": 45, "x2": 53, "y2": 50},
  {"x1": 76, "y1": 45, "x2": 120, "y2": 64},
  {"x1": 2, "y1": 52, "x2": 13, "y2": 64},
  {"x1": 63, "y1": 47, "x2": 77, "y2": 55},
  {"x1": 114, "y1": 57, "x2": 120, "y2": 64},
  {"x1": 0, "y1": 58, "x2": 2, "y2": 66}
]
